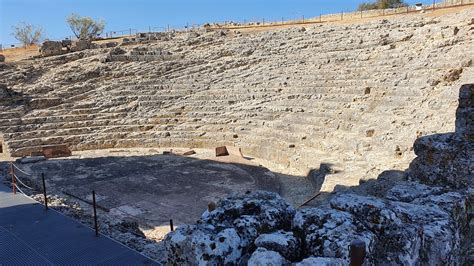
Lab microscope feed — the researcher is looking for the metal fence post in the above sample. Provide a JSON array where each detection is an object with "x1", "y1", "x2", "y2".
[
  {"x1": 42, "y1": 173, "x2": 48, "y2": 210},
  {"x1": 349, "y1": 239, "x2": 366, "y2": 266},
  {"x1": 92, "y1": 190, "x2": 99, "y2": 237},
  {"x1": 170, "y1": 219, "x2": 174, "y2": 231},
  {"x1": 10, "y1": 162, "x2": 16, "y2": 194}
]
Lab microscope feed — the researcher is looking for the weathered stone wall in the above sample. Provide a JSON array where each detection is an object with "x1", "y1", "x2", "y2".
[
  {"x1": 0, "y1": 8, "x2": 473, "y2": 188},
  {"x1": 163, "y1": 85, "x2": 473, "y2": 265}
]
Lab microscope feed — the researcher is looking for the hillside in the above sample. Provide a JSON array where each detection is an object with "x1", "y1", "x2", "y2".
[{"x1": 1, "y1": 7, "x2": 473, "y2": 190}]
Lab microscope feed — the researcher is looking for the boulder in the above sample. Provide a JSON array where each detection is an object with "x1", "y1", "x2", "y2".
[
  {"x1": 165, "y1": 191, "x2": 295, "y2": 264},
  {"x1": 409, "y1": 133, "x2": 473, "y2": 188},
  {"x1": 455, "y1": 84, "x2": 473, "y2": 140},
  {"x1": 292, "y1": 208, "x2": 374, "y2": 261},
  {"x1": 386, "y1": 182, "x2": 445, "y2": 202},
  {"x1": 165, "y1": 225, "x2": 242, "y2": 265},
  {"x1": 247, "y1": 247, "x2": 289, "y2": 266},
  {"x1": 201, "y1": 191, "x2": 295, "y2": 234},
  {"x1": 254, "y1": 230, "x2": 300, "y2": 261},
  {"x1": 71, "y1": 40, "x2": 91, "y2": 52},
  {"x1": 61, "y1": 39, "x2": 72, "y2": 48},
  {"x1": 409, "y1": 84, "x2": 473, "y2": 188},
  {"x1": 330, "y1": 193, "x2": 461, "y2": 265},
  {"x1": 39, "y1": 41, "x2": 63, "y2": 57},
  {"x1": 0, "y1": 54, "x2": 5, "y2": 62},
  {"x1": 295, "y1": 257, "x2": 346, "y2": 266}
]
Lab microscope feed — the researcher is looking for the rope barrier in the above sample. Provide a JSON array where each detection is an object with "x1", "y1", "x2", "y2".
[
  {"x1": 13, "y1": 183, "x2": 28, "y2": 196},
  {"x1": 12, "y1": 173, "x2": 34, "y2": 190},
  {"x1": 12, "y1": 163, "x2": 33, "y2": 176},
  {"x1": 297, "y1": 192, "x2": 321, "y2": 209},
  {"x1": 7, "y1": 162, "x2": 170, "y2": 237}
]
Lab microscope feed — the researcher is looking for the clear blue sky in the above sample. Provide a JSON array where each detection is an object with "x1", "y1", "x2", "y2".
[{"x1": 1, "y1": 0, "x2": 435, "y2": 46}]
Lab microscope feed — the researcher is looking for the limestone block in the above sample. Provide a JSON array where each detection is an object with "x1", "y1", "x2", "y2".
[
  {"x1": 254, "y1": 230, "x2": 300, "y2": 261},
  {"x1": 42, "y1": 145, "x2": 72, "y2": 158},
  {"x1": 295, "y1": 257, "x2": 346, "y2": 266},
  {"x1": 70, "y1": 40, "x2": 91, "y2": 52},
  {"x1": 455, "y1": 84, "x2": 473, "y2": 140},
  {"x1": 247, "y1": 247, "x2": 290, "y2": 266},
  {"x1": 215, "y1": 146, "x2": 229, "y2": 156},
  {"x1": 330, "y1": 193, "x2": 460, "y2": 265},
  {"x1": 39, "y1": 41, "x2": 63, "y2": 56},
  {"x1": 164, "y1": 225, "x2": 243, "y2": 265},
  {"x1": 292, "y1": 208, "x2": 375, "y2": 261},
  {"x1": 409, "y1": 133, "x2": 473, "y2": 188}
]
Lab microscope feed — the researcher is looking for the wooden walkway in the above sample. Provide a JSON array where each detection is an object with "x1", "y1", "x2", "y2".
[{"x1": 0, "y1": 183, "x2": 157, "y2": 265}]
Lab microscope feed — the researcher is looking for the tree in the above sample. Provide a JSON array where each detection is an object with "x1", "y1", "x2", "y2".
[
  {"x1": 66, "y1": 13, "x2": 105, "y2": 40},
  {"x1": 12, "y1": 22, "x2": 44, "y2": 47},
  {"x1": 358, "y1": 0, "x2": 407, "y2": 11}
]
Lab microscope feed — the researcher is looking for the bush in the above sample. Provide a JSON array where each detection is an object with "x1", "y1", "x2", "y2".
[
  {"x1": 358, "y1": 0, "x2": 407, "y2": 11},
  {"x1": 12, "y1": 22, "x2": 44, "y2": 47},
  {"x1": 66, "y1": 13, "x2": 105, "y2": 40}
]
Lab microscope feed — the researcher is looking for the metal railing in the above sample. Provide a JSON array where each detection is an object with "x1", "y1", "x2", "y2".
[{"x1": 6, "y1": 161, "x2": 175, "y2": 237}]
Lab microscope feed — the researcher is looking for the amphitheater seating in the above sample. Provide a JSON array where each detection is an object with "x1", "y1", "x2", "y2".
[{"x1": 1, "y1": 10, "x2": 473, "y2": 188}]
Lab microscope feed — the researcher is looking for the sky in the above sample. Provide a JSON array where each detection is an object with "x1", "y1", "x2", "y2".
[{"x1": 1, "y1": 0, "x2": 437, "y2": 46}]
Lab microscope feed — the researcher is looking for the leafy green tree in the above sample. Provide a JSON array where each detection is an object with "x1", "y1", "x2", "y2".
[
  {"x1": 66, "y1": 13, "x2": 105, "y2": 40},
  {"x1": 12, "y1": 22, "x2": 44, "y2": 46}
]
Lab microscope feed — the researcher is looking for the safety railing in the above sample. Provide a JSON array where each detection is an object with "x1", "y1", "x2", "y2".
[
  {"x1": 6, "y1": 161, "x2": 175, "y2": 237},
  {"x1": 6, "y1": 161, "x2": 368, "y2": 264}
]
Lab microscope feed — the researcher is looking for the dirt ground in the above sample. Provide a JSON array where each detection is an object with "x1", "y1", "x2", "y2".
[
  {"x1": 1, "y1": 45, "x2": 39, "y2": 62},
  {"x1": 7, "y1": 148, "x2": 309, "y2": 238}
]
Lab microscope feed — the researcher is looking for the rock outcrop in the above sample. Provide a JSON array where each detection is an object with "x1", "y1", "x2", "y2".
[
  {"x1": 1, "y1": 9, "x2": 473, "y2": 191},
  {"x1": 39, "y1": 41, "x2": 63, "y2": 56},
  {"x1": 163, "y1": 86, "x2": 472, "y2": 265},
  {"x1": 409, "y1": 84, "x2": 473, "y2": 188}
]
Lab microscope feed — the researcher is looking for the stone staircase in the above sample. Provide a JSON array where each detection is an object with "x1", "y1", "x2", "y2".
[{"x1": 1, "y1": 8, "x2": 473, "y2": 186}]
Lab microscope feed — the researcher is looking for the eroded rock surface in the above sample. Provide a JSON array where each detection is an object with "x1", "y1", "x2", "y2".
[
  {"x1": 165, "y1": 185, "x2": 471, "y2": 265},
  {"x1": 1, "y1": 9, "x2": 473, "y2": 191}
]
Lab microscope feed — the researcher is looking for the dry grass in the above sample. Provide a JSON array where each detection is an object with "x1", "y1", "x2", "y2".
[
  {"x1": 1, "y1": 45, "x2": 39, "y2": 62},
  {"x1": 0, "y1": 38, "x2": 126, "y2": 63}
]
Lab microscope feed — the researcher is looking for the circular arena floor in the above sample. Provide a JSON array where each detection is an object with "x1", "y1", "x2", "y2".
[{"x1": 21, "y1": 148, "x2": 280, "y2": 229}]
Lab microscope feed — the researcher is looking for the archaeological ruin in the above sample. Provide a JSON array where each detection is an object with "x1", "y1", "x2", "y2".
[{"x1": 0, "y1": 5, "x2": 473, "y2": 265}]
